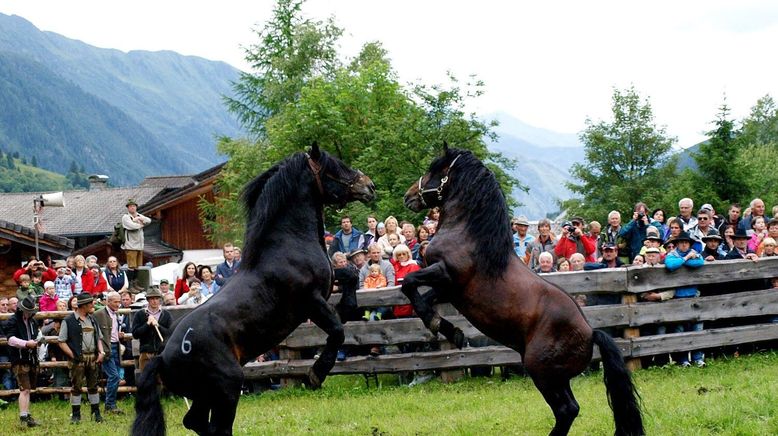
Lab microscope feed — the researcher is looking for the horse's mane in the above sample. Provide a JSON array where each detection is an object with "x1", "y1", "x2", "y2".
[
  {"x1": 438, "y1": 149, "x2": 513, "y2": 278},
  {"x1": 240, "y1": 152, "x2": 318, "y2": 267}
]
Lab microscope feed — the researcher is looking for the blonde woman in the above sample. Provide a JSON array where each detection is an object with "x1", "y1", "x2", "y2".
[{"x1": 376, "y1": 216, "x2": 405, "y2": 259}]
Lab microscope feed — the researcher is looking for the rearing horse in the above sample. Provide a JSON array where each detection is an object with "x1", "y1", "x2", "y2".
[
  {"x1": 402, "y1": 145, "x2": 643, "y2": 436},
  {"x1": 132, "y1": 144, "x2": 375, "y2": 436}
]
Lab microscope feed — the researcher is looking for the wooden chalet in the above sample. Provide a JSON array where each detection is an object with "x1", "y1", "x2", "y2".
[{"x1": 0, "y1": 220, "x2": 74, "y2": 297}]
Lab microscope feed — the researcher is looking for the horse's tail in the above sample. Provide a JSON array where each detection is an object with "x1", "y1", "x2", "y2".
[
  {"x1": 592, "y1": 329, "x2": 644, "y2": 436},
  {"x1": 132, "y1": 356, "x2": 166, "y2": 436}
]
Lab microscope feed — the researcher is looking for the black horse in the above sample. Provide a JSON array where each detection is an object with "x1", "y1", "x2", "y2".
[
  {"x1": 401, "y1": 145, "x2": 643, "y2": 436},
  {"x1": 132, "y1": 144, "x2": 375, "y2": 436}
]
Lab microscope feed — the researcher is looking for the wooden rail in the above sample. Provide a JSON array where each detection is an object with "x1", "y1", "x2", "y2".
[{"x1": 1, "y1": 258, "x2": 777, "y2": 397}]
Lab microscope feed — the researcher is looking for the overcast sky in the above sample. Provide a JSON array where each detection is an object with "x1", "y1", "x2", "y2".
[{"x1": 2, "y1": 0, "x2": 778, "y2": 148}]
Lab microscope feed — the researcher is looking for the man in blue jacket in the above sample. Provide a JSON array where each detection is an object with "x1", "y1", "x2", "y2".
[
  {"x1": 664, "y1": 231, "x2": 706, "y2": 367},
  {"x1": 328, "y1": 216, "x2": 364, "y2": 257}
]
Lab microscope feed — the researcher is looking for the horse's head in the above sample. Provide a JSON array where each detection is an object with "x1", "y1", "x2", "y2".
[
  {"x1": 404, "y1": 143, "x2": 466, "y2": 212},
  {"x1": 307, "y1": 143, "x2": 376, "y2": 207}
]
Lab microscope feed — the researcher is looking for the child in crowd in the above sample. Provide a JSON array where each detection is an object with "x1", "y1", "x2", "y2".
[
  {"x1": 761, "y1": 237, "x2": 777, "y2": 257},
  {"x1": 54, "y1": 263, "x2": 75, "y2": 300},
  {"x1": 39, "y1": 281, "x2": 59, "y2": 312},
  {"x1": 16, "y1": 274, "x2": 39, "y2": 301},
  {"x1": 30, "y1": 271, "x2": 45, "y2": 296},
  {"x1": 362, "y1": 264, "x2": 388, "y2": 321},
  {"x1": 363, "y1": 264, "x2": 387, "y2": 290},
  {"x1": 387, "y1": 233, "x2": 401, "y2": 254}
]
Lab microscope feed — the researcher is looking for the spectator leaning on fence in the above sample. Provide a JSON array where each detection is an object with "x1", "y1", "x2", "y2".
[
  {"x1": 724, "y1": 228, "x2": 760, "y2": 262},
  {"x1": 638, "y1": 247, "x2": 674, "y2": 366},
  {"x1": 5, "y1": 296, "x2": 41, "y2": 427},
  {"x1": 756, "y1": 219, "x2": 778, "y2": 256},
  {"x1": 534, "y1": 251, "x2": 556, "y2": 273},
  {"x1": 664, "y1": 231, "x2": 706, "y2": 367},
  {"x1": 584, "y1": 242, "x2": 624, "y2": 270},
  {"x1": 701, "y1": 230, "x2": 727, "y2": 261},
  {"x1": 132, "y1": 287, "x2": 171, "y2": 372}
]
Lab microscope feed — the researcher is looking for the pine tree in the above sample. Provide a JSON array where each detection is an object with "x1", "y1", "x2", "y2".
[
  {"x1": 31, "y1": 156, "x2": 37, "y2": 167},
  {"x1": 693, "y1": 100, "x2": 749, "y2": 204}
]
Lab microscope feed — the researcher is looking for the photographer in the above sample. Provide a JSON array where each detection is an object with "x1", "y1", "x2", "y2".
[
  {"x1": 554, "y1": 217, "x2": 595, "y2": 261},
  {"x1": 12, "y1": 257, "x2": 56, "y2": 285},
  {"x1": 619, "y1": 202, "x2": 662, "y2": 262}
]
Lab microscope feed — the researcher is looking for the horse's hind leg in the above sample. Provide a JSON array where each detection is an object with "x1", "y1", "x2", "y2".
[
  {"x1": 533, "y1": 377, "x2": 580, "y2": 436},
  {"x1": 182, "y1": 399, "x2": 210, "y2": 435},
  {"x1": 305, "y1": 294, "x2": 344, "y2": 389},
  {"x1": 401, "y1": 262, "x2": 465, "y2": 348}
]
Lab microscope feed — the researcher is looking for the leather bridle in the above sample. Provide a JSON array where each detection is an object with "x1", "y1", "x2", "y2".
[
  {"x1": 306, "y1": 154, "x2": 364, "y2": 198},
  {"x1": 417, "y1": 154, "x2": 461, "y2": 208}
]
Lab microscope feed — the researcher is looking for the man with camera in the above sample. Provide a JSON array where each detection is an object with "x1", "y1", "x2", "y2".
[
  {"x1": 619, "y1": 202, "x2": 662, "y2": 262},
  {"x1": 554, "y1": 217, "x2": 595, "y2": 261}
]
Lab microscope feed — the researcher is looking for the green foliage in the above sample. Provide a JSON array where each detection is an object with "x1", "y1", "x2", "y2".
[
  {"x1": 740, "y1": 94, "x2": 778, "y2": 146},
  {"x1": 0, "y1": 156, "x2": 73, "y2": 192},
  {"x1": 225, "y1": 0, "x2": 343, "y2": 138},
  {"x1": 736, "y1": 142, "x2": 778, "y2": 208},
  {"x1": 198, "y1": 137, "x2": 267, "y2": 245},
  {"x1": 562, "y1": 86, "x2": 676, "y2": 220},
  {"x1": 693, "y1": 100, "x2": 749, "y2": 205},
  {"x1": 205, "y1": 0, "x2": 520, "y2": 238}
]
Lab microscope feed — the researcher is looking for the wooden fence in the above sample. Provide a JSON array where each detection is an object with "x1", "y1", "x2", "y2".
[{"x1": 2, "y1": 257, "x2": 778, "y2": 396}]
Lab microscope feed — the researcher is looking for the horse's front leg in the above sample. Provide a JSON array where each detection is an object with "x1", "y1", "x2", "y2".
[
  {"x1": 304, "y1": 293, "x2": 344, "y2": 390},
  {"x1": 401, "y1": 262, "x2": 466, "y2": 348}
]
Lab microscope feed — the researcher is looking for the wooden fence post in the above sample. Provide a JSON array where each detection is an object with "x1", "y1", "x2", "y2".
[
  {"x1": 436, "y1": 303, "x2": 465, "y2": 383},
  {"x1": 621, "y1": 293, "x2": 641, "y2": 371},
  {"x1": 278, "y1": 348, "x2": 302, "y2": 388}
]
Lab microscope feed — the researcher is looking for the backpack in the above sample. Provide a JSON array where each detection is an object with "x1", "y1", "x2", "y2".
[{"x1": 110, "y1": 221, "x2": 126, "y2": 245}]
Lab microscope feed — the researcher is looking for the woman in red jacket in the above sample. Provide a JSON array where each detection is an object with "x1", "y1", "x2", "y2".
[
  {"x1": 174, "y1": 262, "x2": 198, "y2": 301},
  {"x1": 391, "y1": 244, "x2": 421, "y2": 318},
  {"x1": 82, "y1": 264, "x2": 108, "y2": 296}
]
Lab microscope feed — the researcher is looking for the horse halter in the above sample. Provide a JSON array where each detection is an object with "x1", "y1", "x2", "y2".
[
  {"x1": 417, "y1": 154, "x2": 462, "y2": 207},
  {"x1": 306, "y1": 153, "x2": 363, "y2": 197}
]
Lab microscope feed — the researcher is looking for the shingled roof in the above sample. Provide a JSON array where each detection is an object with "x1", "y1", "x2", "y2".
[
  {"x1": 0, "y1": 219, "x2": 75, "y2": 257},
  {"x1": 0, "y1": 187, "x2": 166, "y2": 237},
  {"x1": 139, "y1": 175, "x2": 197, "y2": 189}
]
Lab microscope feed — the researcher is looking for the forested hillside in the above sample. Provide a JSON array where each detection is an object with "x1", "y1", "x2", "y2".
[{"x1": 0, "y1": 13, "x2": 243, "y2": 184}]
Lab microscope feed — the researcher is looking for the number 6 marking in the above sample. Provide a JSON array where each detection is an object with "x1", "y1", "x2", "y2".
[{"x1": 181, "y1": 328, "x2": 194, "y2": 354}]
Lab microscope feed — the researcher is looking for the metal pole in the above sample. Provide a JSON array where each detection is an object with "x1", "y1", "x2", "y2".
[{"x1": 33, "y1": 198, "x2": 41, "y2": 259}]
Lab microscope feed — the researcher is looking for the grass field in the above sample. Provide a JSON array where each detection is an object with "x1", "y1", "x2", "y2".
[{"x1": 2, "y1": 351, "x2": 777, "y2": 435}]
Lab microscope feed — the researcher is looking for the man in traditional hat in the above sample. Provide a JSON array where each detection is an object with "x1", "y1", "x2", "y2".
[
  {"x1": 58, "y1": 292, "x2": 105, "y2": 423},
  {"x1": 131, "y1": 287, "x2": 171, "y2": 371},
  {"x1": 121, "y1": 198, "x2": 152, "y2": 288},
  {"x1": 511, "y1": 215, "x2": 534, "y2": 262},
  {"x1": 346, "y1": 248, "x2": 367, "y2": 270},
  {"x1": 5, "y1": 296, "x2": 41, "y2": 427},
  {"x1": 725, "y1": 228, "x2": 760, "y2": 261},
  {"x1": 665, "y1": 231, "x2": 706, "y2": 367},
  {"x1": 94, "y1": 291, "x2": 124, "y2": 414},
  {"x1": 701, "y1": 230, "x2": 726, "y2": 261}
]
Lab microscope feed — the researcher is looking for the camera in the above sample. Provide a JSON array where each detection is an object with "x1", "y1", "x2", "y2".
[
  {"x1": 637, "y1": 212, "x2": 645, "y2": 220},
  {"x1": 564, "y1": 223, "x2": 576, "y2": 234}
]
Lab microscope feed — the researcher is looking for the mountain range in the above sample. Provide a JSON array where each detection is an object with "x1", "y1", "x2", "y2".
[
  {"x1": 0, "y1": 12, "x2": 587, "y2": 217},
  {"x1": 0, "y1": 13, "x2": 242, "y2": 185}
]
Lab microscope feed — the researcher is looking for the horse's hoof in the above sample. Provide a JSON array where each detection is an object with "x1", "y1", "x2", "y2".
[
  {"x1": 303, "y1": 369, "x2": 322, "y2": 390},
  {"x1": 429, "y1": 314, "x2": 442, "y2": 335},
  {"x1": 452, "y1": 328, "x2": 467, "y2": 349}
]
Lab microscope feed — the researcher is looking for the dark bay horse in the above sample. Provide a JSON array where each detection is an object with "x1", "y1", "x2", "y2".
[
  {"x1": 401, "y1": 145, "x2": 643, "y2": 436},
  {"x1": 132, "y1": 144, "x2": 375, "y2": 436}
]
